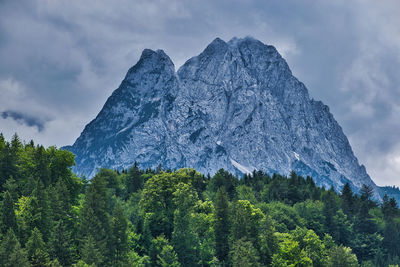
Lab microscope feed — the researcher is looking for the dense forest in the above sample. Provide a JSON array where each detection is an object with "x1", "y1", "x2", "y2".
[{"x1": 0, "y1": 134, "x2": 400, "y2": 266}]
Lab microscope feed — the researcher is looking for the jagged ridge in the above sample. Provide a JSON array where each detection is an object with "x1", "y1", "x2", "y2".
[{"x1": 65, "y1": 37, "x2": 383, "y2": 198}]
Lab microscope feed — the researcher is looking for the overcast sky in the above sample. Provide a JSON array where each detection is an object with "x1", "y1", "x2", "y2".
[{"x1": 1, "y1": 0, "x2": 399, "y2": 187}]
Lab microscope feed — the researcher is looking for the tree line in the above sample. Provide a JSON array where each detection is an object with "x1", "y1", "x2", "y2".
[{"x1": 0, "y1": 134, "x2": 400, "y2": 266}]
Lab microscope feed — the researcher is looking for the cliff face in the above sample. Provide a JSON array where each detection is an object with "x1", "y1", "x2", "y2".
[{"x1": 66, "y1": 37, "x2": 377, "y2": 195}]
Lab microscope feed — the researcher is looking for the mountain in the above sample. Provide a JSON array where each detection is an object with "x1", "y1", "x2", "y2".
[{"x1": 65, "y1": 37, "x2": 382, "y2": 196}]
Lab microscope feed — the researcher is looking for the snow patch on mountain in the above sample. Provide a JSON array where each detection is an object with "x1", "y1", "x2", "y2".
[{"x1": 230, "y1": 158, "x2": 254, "y2": 175}]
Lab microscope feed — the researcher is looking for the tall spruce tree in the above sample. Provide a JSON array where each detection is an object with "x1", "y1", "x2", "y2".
[
  {"x1": 382, "y1": 195, "x2": 400, "y2": 258},
  {"x1": 1, "y1": 191, "x2": 17, "y2": 234},
  {"x1": 80, "y1": 174, "x2": 111, "y2": 265},
  {"x1": 230, "y1": 238, "x2": 261, "y2": 267},
  {"x1": 0, "y1": 228, "x2": 29, "y2": 267},
  {"x1": 49, "y1": 220, "x2": 76, "y2": 266},
  {"x1": 26, "y1": 227, "x2": 50, "y2": 267},
  {"x1": 31, "y1": 180, "x2": 52, "y2": 242},
  {"x1": 341, "y1": 182, "x2": 354, "y2": 216},
  {"x1": 0, "y1": 133, "x2": 6, "y2": 189},
  {"x1": 48, "y1": 179, "x2": 76, "y2": 266},
  {"x1": 126, "y1": 162, "x2": 143, "y2": 196},
  {"x1": 215, "y1": 187, "x2": 230, "y2": 264},
  {"x1": 81, "y1": 235, "x2": 104, "y2": 266},
  {"x1": 111, "y1": 203, "x2": 128, "y2": 266}
]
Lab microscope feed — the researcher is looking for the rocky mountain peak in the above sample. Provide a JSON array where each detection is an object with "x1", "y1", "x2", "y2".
[{"x1": 65, "y1": 37, "x2": 385, "y2": 199}]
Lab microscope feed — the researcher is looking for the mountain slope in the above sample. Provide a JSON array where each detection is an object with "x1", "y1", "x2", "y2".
[{"x1": 65, "y1": 37, "x2": 378, "y2": 195}]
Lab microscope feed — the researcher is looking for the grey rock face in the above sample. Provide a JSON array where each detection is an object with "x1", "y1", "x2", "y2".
[{"x1": 65, "y1": 37, "x2": 378, "y2": 194}]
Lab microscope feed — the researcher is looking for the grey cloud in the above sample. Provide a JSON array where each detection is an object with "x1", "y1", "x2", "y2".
[
  {"x1": 0, "y1": 0, "x2": 399, "y2": 186},
  {"x1": 1, "y1": 110, "x2": 47, "y2": 132}
]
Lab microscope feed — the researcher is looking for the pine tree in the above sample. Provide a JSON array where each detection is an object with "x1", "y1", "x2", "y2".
[
  {"x1": 1, "y1": 191, "x2": 17, "y2": 234},
  {"x1": 230, "y1": 238, "x2": 261, "y2": 267},
  {"x1": 26, "y1": 227, "x2": 50, "y2": 267},
  {"x1": 3, "y1": 177, "x2": 18, "y2": 203},
  {"x1": 49, "y1": 220, "x2": 76, "y2": 266},
  {"x1": 126, "y1": 162, "x2": 143, "y2": 196},
  {"x1": 322, "y1": 189, "x2": 339, "y2": 234},
  {"x1": 31, "y1": 180, "x2": 52, "y2": 241},
  {"x1": 382, "y1": 194, "x2": 398, "y2": 220},
  {"x1": 287, "y1": 171, "x2": 301, "y2": 204},
  {"x1": 111, "y1": 203, "x2": 128, "y2": 266},
  {"x1": 209, "y1": 169, "x2": 237, "y2": 199},
  {"x1": 80, "y1": 174, "x2": 111, "y2": 265},
  {"x1": 34, "y1": 145, "x2": 50, "y2": 187},
  {"x1": 341, "y1": 182, "x2": 354, "y2": 216},
  {"x1": 215, "y1": 187, "x2": 230, "y2": 264},
  {"x1": 1, "y1": 135, "x2": 21, "y2": 188},
  {"x1": 48, "y1": 179, "x2": 76, "y2": 266},
  {"x1": 382, "y1": 196, "x2": 400, "y2": 258},
  {"x1": 0, "y1": 133, "x2": 6, "y2": 189},
  {"x1": 81, "y1": 235, "x2": 104, "y2": 266},
  {"x1": 158, "y1": 244, "x2": 181, "y2": 267},
  {"x1": 0, "y1": 228, "x2": 30, "y2": 267}
]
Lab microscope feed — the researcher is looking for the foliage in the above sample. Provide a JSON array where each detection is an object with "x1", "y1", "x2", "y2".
[
  {"x1": 230, "y1": 238, "x2": 260, "y2": 267},
  {"x1": 0, "y1": 134, "x2": 399, "y2": 266},
  {"x1": 327, "y1": 245, "x2": 359, "y2": 267}
]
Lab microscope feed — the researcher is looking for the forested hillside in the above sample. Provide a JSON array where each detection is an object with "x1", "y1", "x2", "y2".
[{"x1": 1, "y1": 134, "x2": 400, "y2": 266}]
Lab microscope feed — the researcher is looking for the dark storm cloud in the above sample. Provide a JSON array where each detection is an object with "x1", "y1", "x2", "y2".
[
  {"x1": 0, "y1": 0, "x2": 399, "y2": 186},
  {"x1": 1, "y1": 110, "x2": 46, "y2": 132}
]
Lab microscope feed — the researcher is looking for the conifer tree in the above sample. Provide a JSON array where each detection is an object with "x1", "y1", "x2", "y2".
[
  {"x1": 34, "y1": 145, "x2": 50, "y2": 187},
  {"x1": 382, "y1": 195, "x2": 400, "y2": 258},
  {"x1": 49, "y1": 220, "x2": 76, "y2": 266},
  {"x1": 230, "y1": 238, "x2": 261, "y2": 267},
  {"x1": 26, "y1": 227, "x2": 50, "y2": 267},
  {"x1": 126, "y1": 162, "x2": 142, "y2": 196},
  {"x1": 360, "y1": 184, "x2": 374, "y2": 202},
  {"x1": 1, "y1": 135, "x2": 21, "y2": 188},
  {"x1": 81, "y1": 235, "x2": 104, "y2": 266},
  {"x1": 0, "y1": 228, "x2": 29, "y2": 267},
  {"x1": 215, "y1": 187, "x2": 230, "y2": 264},
  {"x1": 322, "y1": 189, "x2": 339, "y2": 234},
  {"x1": 0, "y1": 133, "x2": 6, "y2": 189},
  {"x1": 79, "y1": 173, "x2": 111, "y2": 265},
  {"x1": 341, "y1": 182, "x2": 354, "y2": 216},
  {"x1": 288, "y1": 171, "x2": 301, "y2": 204},
  {"x1": 28, "y1": 180, "x2": 52, "y2": 242},
  {"x1": 1, "y1": 191, "x2": 17, "y2": 234},
  {"x1": 9, "y1": 134, "x2": 22, "y2": 177},
  {"x1": 49, "y1": 178, "x2": 76, "y2": 257},
  {"x1": 3, "y1": 177, "x2": 18, "y2": 203},
  {"x1": 111, "y1": 203, "x2": 128, "y2": 266},
  {"x1": 158, "y1": 244, "x2": 181, "y2": 267},
  {"x1": 209, "y1": 169, "x2": 237, "y2": 199},
  {"x1": 382, "y1": 194, "x2": 398, "y2": 220}
]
